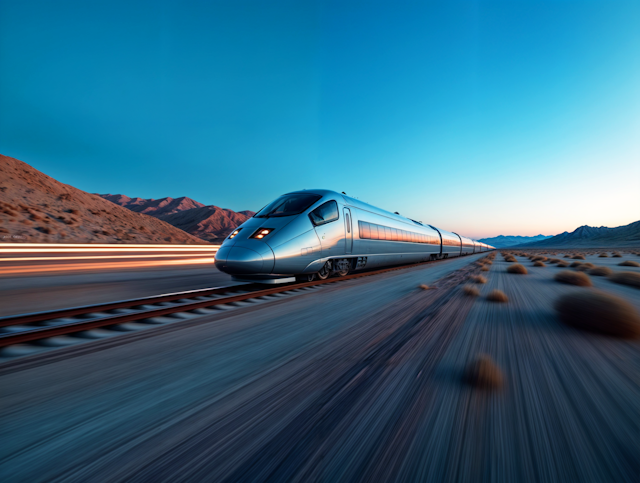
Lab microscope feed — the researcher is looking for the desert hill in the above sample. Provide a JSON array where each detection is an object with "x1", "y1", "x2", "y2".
[
  {"x1": 158, "y1": 206, "x2": 255, "y2": 243},
  {"x1": 0, "y1": 154, "x2": 207, "y2": 244},
  {"x1": 478, "y1": 234, "x2": 552, "y2": 248},
  {"x1": 520, "y1": 220, "x2": 640, "y2": 248},
  {"x1": 100, "y1": 194, "x2": 255, "y2": 243}
]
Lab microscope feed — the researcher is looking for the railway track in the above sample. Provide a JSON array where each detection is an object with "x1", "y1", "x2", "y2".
[{"x1": 0, "y1": 256, "x2": 482, "y2": 354}]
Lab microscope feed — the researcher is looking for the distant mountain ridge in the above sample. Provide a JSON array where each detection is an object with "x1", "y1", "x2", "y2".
[
  {"x1": 478, "y1": 234, "x2": 552, "y2": 248},
  {"x1": 100, "y1": 194, "x2": 255, "y2": 242},
  {"x1": 100, "y1": 194, "x2": 205, "y2": 217},
  {"x1": 520, "y1": 220, "x2": 640, "y2": 248}
]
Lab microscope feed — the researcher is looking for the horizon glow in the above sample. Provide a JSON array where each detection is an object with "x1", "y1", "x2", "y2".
[{"x1": 1, "y1": 1, "x2": 638, "y2": 239}]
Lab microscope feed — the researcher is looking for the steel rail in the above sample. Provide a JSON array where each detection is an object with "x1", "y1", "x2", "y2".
[
  {"x1": 0, "y1": 256, "x2": 483, "y2": 348},
  {"x1": 0, "y1": 284, "x2": 261, "y2": 328}
]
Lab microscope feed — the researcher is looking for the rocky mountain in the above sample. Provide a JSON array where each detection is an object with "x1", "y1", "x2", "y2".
[
  {"x1": 100, "y1": 194, "x2": 205, "y2": 217},
  {"x1": 520, "y1": 221, "x2": 640, "y2": 248},
  {"x1": 478, "y1": 234, "x2": 552, "y2": 248},
  {"x1": 100, "y1": 194, "x2": 255, "y2": 243},
  {"x1": 0, "y1": 154, "x2": 208, "y2": 244},
  {"x1": 158, "y1": 206, "x2": 255, "y2": 243}
]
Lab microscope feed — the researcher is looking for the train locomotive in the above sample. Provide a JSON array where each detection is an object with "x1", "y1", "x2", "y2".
[{"x1": 215, "y1": 189, "x2": 494, "y2": 283}]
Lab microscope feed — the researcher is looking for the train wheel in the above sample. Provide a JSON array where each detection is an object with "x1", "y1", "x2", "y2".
[
  {"x1": 317, "y1": 261, "x2": 332, "y2": 280},
  {"x1": 333, "y1": 258, "x2": 350, "y2": 277},
  {"x1": 304, "y1": 273, "x2": 316, "y2": 282}
]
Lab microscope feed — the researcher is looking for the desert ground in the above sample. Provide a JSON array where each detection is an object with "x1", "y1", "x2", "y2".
[{"x1": 1, "y1": 248, "x2": 638, "y2": 482}]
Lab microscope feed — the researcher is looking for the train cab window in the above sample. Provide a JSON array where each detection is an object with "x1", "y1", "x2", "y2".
[
  {"x1": 255, "y1": 193, "x2": 321, "y2": 218},
  {"x1": 309, "y1": 200, "x2": 339, "y2": 226}
]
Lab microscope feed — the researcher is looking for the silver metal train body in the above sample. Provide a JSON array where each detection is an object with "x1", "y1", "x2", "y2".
[{"x1": 215, "y1": 189, "x2": 494, "y2": 283}]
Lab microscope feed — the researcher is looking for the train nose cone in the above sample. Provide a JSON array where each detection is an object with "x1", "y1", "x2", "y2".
[{"x1": 218, "y1": 246, "x2": 265, "y2": 274}]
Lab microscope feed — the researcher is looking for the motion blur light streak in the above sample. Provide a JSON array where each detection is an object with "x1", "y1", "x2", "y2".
[
  {"x1": 0, "y1": 254, "x2": 219, "y2": 262},
  {"x1": 0, "y1": 244, "x2": 219, "y2": 276},
  {"x1": 0, "y1": 244, "x2": 220, "y2": 248},
  {"x1": 0, "y1": 257, "x2": 217, "y2": 275},
  {"x1": 0, "y1": 244, "x2": 220, "y2": 253}
]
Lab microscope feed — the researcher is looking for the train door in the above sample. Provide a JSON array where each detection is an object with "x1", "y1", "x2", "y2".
[{"x1": 343, "y1": 207, "x2": 353, "y2": 254}]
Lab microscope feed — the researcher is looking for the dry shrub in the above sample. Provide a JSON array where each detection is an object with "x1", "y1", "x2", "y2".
[
  {"x1": 564, "y1": 255, "x2": 572, "y2": 258},
  {"x1": 609, "y1": 272, "x2": 640, "y2": 289},
  {"x1": 470, "y1": 275, "x2": 487, "y2": 284},
  {"x1": 619, "y1": 260, "x2": 640, "y2": 268},
  {"x1": 575, "y1": 263, "x2": 595, "y2": 272},
  {"x1": 487, "y1": 289, "x2": 508, "y2": 302},
  {"x1": 480, "y1": 266, "x2": 490, "y2": 271},
  {"x1": 589, "y1": 266, "x2": 613, "y2": 277},
  {"x1": 38, "y1": 227, "x2": 53, "y2": 235},
  {"x1": 69, "y1": 209, "x2": 80, "y2": 215},
  {"x1": 532, "y1": 256, "x2": 548, "y2": 262},
  {"x1": 462, "y1": 285, "x2": 480, "y2": 297},
  {"x1": 464, "y1": 354, "x2": 504, "y2": 389},
  {"x1": 572, "y1": 255, "x2": 585, "y2": 260},
  {"x1": 419, "y1": 284, "x2": 431, "y2": 290},
  {"x1": 555, "y1": 291, "x2": 640, "y2": 338},
  {"x1": 533, "y1": 261, "x2": 546, "y2": 267},
  {"x1": 555, "y1": 270, "x2": 592, "y2": 287},
  {"x1": 598, "y1": 253, "x2": 609, "y2": 258},
  {"x1": 612, "y1": 252, "x2": 622, "y2": 258},
  {"x1": 556, "y1": 261, "x2": 570, "y2": 268},
  {"x1": 58, "y1": 193, "x2": 72, "y2": 201},
  {"x1": 570, "y1": 261, "x2": 584, "y2": 268},
  {"x1": 507, "y1": 264, "x2": 528, "y2": 274}
]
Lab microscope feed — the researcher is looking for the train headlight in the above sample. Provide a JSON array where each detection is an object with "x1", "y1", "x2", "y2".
[
  {"x1": 229, "y1": 228, "x2": 242, "y2": 239},
  {"x1": 250, "y1": 228, "x2": 274, "y2": 239}
]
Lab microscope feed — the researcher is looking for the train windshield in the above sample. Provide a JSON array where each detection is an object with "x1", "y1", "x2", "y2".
[{"x1": 254, "y1": 193, "x2": 321, "y2": 218}]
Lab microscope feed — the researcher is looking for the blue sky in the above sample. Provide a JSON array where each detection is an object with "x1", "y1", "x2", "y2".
[{"x1": 1, "y1": 0, "x2": 638, "y2": 238}]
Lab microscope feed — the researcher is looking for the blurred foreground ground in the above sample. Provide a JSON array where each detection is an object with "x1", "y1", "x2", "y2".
[
  {"x1": 0, "y1": 244, "x2": 233, "y2": 316},
  {"x1": 1, "y1": 251, "x2": 639, "y2": 482}
]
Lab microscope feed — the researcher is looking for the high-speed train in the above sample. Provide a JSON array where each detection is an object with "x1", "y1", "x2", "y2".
[{"x1": 215, "y1": 189, "x2": 494, "y2": 283}]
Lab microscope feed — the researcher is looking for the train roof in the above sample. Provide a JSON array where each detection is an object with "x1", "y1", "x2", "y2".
[{"x1": 284, "y1": 189, "x2": 491, "y2": 247}]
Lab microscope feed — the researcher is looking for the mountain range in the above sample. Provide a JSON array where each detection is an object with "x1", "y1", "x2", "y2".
[
  {"x1": 99, "y1": 195, "x2": 255, "y2": 243},
  {"x1": 0, "y1": 155, "x2": 206, "y2": 244},
  {"x1": 519, "y1": 221, "x2": 640, "y2": 248},
  {"x1": 477, "y1": 234, "x2": 552, "y2": 248}
]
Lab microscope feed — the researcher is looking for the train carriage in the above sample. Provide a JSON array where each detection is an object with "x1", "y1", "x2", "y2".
[{"x1": 215, "y1": 189, "x2": 494, "y2": 283}]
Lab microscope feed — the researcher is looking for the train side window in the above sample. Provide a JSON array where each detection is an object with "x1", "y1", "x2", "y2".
[
  {"x1": 309, "y1": 201, "x2": 339, "y2": 226},
  {"x1": 359, "y1": 221, "x2": 370, "y2": 239}
]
